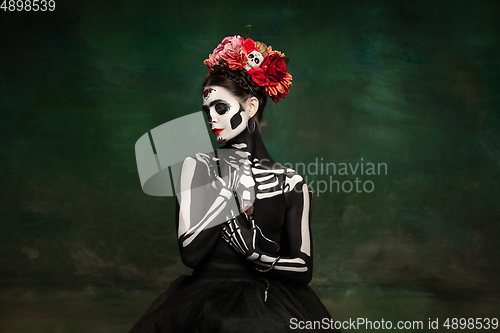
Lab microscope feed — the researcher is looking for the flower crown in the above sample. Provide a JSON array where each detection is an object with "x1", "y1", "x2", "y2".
[{"x1": 203, "y1": 35, "x2": 292, "y2": 103}]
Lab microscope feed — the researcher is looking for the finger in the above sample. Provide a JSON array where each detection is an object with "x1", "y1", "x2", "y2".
[
  {"x1": 228, "y1": 238, "x2": 245, "y2": 256},
  {"x1": 221, "y1": 225, "x2": 230, "y2": 238},
  {"x1": 225, "y1": 221, "x2": 234, "y2": 236},
  {"x1": 227, "y1": 241, "x2": 241, "y2": 255},
  {"x1": 231, "y1": 216, "x2": 247, "y2": 232},
  {"x1": 251, "y1": 221, "x2": 257, "y2": 249},
  {"x1": 230, "y1": 229, "x2": 246, "y2": 254},
  {"x1": 223, "y1": 226, "x2": 233, "y2": 240},
  {"x1": 223, "y1": 222, "x2": 245, "y2": 254},
  {"x1": 236, "y1": 229, "x2": 249, "y2": 252},
  {"x1": 233, "y1": 239, "x2": 246, "y2": 255},
  {"x1": 221, "y1": 231, "x2": 230, "y2": 243},
  {"x1": 221, "y1": 228, "x2": 243, "y2": 254},
  {"x1": 228, "y1": 219, "x2": 238, "y2": 234}
]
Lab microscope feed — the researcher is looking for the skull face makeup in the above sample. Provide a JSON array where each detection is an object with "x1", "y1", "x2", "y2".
[{"x1": 202, "y1": 86, "x2": 251, "y2": 144}]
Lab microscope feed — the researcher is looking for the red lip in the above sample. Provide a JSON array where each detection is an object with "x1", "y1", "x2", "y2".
[{"x1": 212, "y1": 128, "x2": 223, "y2": 135}]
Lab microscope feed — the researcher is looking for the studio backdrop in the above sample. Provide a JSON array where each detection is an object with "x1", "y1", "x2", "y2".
[{"x1": 1, "y1": 0, "x2": 499, "y2": 332}]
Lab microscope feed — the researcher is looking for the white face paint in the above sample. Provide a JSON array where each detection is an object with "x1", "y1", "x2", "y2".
[{"x1": 202, "y1": 86, "x2": 250, "y2": 144}]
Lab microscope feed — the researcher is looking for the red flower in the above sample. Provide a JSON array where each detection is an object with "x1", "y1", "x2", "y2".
[
  {"x1": 242, "y1": 38, "x2": 259, "y2": 55},
  {"x1": 259, "y1": 53, "x2": 292, "y2": 103},
  {"x1": 247, "y1": 68, "x2": 268, "y2": 86},
  {"x1": 264, "y1": 73, "x2": 292, "y2": 103},
  {"x1": 261, "y1": 54, "x2": 287, "y2": 84}
]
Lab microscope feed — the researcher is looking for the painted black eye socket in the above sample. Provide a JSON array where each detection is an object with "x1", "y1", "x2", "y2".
[{"x1": 215, "y1": 102, "x2": 230, "y2": 115}]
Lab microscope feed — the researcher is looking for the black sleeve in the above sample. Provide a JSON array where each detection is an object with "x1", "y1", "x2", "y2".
[{"x1": 266, "y1": 177, "x2": 313, "y2": 285}]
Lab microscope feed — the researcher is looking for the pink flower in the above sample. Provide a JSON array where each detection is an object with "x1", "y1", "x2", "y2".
[
  {"x1": 221, "y1": 49, "x2": 247, "y2": 70},
  {"x1": 209, "y1": 36, "x2": 244, "y2": 66}
]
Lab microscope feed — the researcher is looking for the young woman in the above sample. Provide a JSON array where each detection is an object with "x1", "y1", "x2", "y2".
[{"x1": 129, "y1": 35, "x2": 340, "y2": 333}]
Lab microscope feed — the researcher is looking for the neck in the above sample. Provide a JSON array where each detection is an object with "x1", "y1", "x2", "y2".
[{"x1": 223, "y1": 125, "x2": 275, "y2": 166}]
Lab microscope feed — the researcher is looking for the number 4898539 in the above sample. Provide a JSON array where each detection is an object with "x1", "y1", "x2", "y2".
[{"x1": 1, "y1": 0, "x2": 56, "y2": 11}]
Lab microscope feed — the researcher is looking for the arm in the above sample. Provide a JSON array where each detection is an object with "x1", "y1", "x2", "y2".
[
  {"x1": 176, "y1": 154, "x2": 239, "y2": 268},
  {"x1": 270, "y1": 179, "x2": 313, "y2": 285},
  {"x1": 221, "y1": 176, "x2": 313, "y2": 286}
]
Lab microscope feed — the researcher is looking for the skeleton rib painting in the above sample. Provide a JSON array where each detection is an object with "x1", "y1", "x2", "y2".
[{"x1": 129, "y1": 35, "x2": 341, "y2": 333}]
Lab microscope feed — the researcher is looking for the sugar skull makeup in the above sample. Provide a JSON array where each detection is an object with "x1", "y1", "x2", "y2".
[{"x1": 202, "y1": 86, "x2": 250, "y2": 144}]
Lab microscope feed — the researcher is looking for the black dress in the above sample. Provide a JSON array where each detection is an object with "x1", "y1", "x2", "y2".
[
  {"x1": 129, "y1": 153, "x2": 341, "y2": 332},
  {"x1": 128, "y1": 242, "x2": 339, "y2": 332}
]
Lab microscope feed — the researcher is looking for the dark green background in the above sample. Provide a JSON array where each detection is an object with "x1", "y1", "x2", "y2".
[{"x1": 1, "y1": 0, "x2": 499, "y2": 332}]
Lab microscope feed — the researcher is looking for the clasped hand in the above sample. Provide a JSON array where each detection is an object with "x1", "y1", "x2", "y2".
[{"x1": 221, "y1": 215, "x2": 262, "y2": 262}]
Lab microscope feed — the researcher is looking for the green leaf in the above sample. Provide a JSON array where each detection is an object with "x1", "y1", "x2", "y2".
[
  {"x1": 242, "y1": 25, "x2": 251, "y2": 39},
  {"x1": 283, "y1": 57, "x2": 290, "y2": 65}
]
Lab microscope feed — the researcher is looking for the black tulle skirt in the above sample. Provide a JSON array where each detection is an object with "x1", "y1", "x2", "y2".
[{"x1": 129, "y1": 257, "x2": 340, "y2": 332}]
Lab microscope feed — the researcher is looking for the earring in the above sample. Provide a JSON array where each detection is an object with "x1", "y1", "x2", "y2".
[{"x1": 247, "y1": 117, "x2": 256, "y2": 133}]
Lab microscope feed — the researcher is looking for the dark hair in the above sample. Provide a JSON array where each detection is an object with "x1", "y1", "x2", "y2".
[{"x1": 201, "y1": 67, "x2": 268, "y2": 124}]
